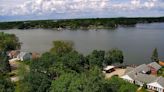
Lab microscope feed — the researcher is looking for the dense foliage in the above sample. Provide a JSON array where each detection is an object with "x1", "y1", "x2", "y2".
[
  {"x1": 0, "y1": 32, "x2": 20, "y2": 51},
  {"x1": 105, "y1": 49, "x2": 124, "y2": 64},
  {"x1": 0, "y1": 74, "x2": 15, "y2": 92},
  {"x1": 0, "y1": 17, "x2": 164, "y2": 30},
  {"x1": 0, "y1": 52, "x2": 14, "y2": 92},
  {"x1": 0, "y1": 51, "x2": 11, "y2": 73}
]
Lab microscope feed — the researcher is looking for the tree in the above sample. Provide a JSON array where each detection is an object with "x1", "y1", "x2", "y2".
[
  {"x1": 50, "y1": 40, "x2": 73, "y2": 56},
  {"x1": 151, "y1": 48, "x2": 159, "y2": 62},
  {"x1": 105, "y1": 76, "x2": 137, "y2": 92},
  {"x1": 105, "y1": 49, "x2": 124, "y2": 64},
  {"x1": 18, "y1": 71, "x2": 51, "y2": 92},
  {"x1": 50, "y1": 73, "x2": 76, "y2": 92},
  {"x1": 0, "y1": 32, "x2": 20, "y2": 51},
  {"x1": 87, "y1": 50, "x2": 105, "y2": 68},
  {"x1": 0, "y1": 51, "x2": 11, "y2": 73},
  {"x1": 50, "y1": 67, "x2": 106, "y2": 92},
  {"x1": 59, "y1": 51, "x2": 87, "y2": 73},
  {"x1": 0, "y1": 74, "x2": 15, "y2": 92}
]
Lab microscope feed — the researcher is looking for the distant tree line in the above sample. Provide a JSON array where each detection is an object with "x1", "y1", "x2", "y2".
[{"x1": 0, "y1": 17, "x2": 164, "y2": 30}]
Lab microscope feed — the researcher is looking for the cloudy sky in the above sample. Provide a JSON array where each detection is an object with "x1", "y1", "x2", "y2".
[{"x1": 0, "y1": 0, "x2": 164, "y2": 21}]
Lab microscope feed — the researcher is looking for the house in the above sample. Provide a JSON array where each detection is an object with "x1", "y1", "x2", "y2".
[
  {"x1": 121, "y1": 64, "x2": 151, "y2": 83},
  {"x1": 32, "y1": 52, "x2": 40, "y2": 59},
  {"x1": 134, "y1": 73, "x2": 157, "y2": 87},
  {"x1": 148, "y1": 62, "x2": 161, "y2": 75},
  {"x1": 121, "y1": 71, "x2": 135, "y2": 83},
  {"x1": 103, "y1": 66, "x2": 115, "y2": 73},
  {"x1": 147, "y1": 77, "x2": 164, "y2": 92},
  {"x1": 8, "y1": 50, "x2": 20, "y2": 59},
  {"x1": 121, "y1": 62, "x2": 164, "y2": 92},
  {"x1": 17, "y1": 52, "x2": 32, "y2": 61}
]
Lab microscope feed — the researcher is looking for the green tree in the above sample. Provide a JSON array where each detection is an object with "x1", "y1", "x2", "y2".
[
  {"x1": 18, "y1": 71, "x2": 51, "y2": 92},
  {"x1": 105, "y1": 76, "x2": 137, "y2": 92},
  {"x1": 0, "y1": 32, "x2": 20, "y2": 51},
  {"x1": 0, "y1": 51, "x2": 11, "y2": 73},
  {"x1": 151, "y1": 48, "x2": 159, "y2": 62},
  {"x1": 51, "y1": 66, "x2": 106, "y2": 92},
  {"x1": 87, "y1": 50, "x2": 105, "y2": 68},
  {"x1": 50, "y1": 73, "x2": 76, "y2": 92},
  {"x1": 60, "y1": 51, "x2": 87, "y2": 73},
  {"x1": 105, "y1": 48, "x2": 124, "y2": 64},
  {"x1": 50, "y1": 40, "x2": 73, "y2": 56},
  {"x1": 0, "y1": 74, "x2": 15, "y2": 92}
]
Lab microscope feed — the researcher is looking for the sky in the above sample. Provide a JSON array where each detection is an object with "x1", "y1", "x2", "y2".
[{"x1": 0, "y1": 0, "x2": 164, "y2": 21}]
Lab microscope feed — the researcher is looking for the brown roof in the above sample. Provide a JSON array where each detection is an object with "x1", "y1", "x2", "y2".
[
  {"x1": 8, "y1": 50, "x2": 20, "y2": 58},
  {"x1": 159, "y1": 61, "x2": 164, "y2": 66},
  {"x1": 32, "y1": 52, "x2": 40, "y2": 59}
]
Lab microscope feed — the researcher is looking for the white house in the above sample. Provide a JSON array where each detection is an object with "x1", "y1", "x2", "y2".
[
  {"x1": 147, "y1": 77, "x2": 164, "y2": 92},
  {"x1": 121, "y1": 74, "x2": 134, "y2": 83},
  {"x1": 121, "y1": 62, "x2": 164, "y2": 92},
  {"x1": 17, "y1": 52, "x2": 32, "y2": 61}
]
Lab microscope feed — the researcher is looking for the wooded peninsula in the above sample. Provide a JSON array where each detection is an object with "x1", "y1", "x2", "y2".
[{"x1": 0, "y1": 17, "x2": 164, "y2": 30}]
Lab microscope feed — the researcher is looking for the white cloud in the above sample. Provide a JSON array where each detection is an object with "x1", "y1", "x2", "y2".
[{"x1": 0, "y1": 0, "x2": 163, "y2": 16}]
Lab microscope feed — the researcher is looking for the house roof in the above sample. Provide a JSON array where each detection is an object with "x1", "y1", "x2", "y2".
[
  {"x1": 134, "y1": 73, "x2": 157, "y2": 83},
  {"x1": 148, "y1": 62, "x2": 161, "y2": 70},
  {"x1": 152, "y1": 76, "x2": 164, "y2": 88},
  {"x1": 123, "y1": 64, "x2": 151, "y2": 80},
  {"x1": 122, "y1": 63, "x2": 164, "y2": 87},
  {"x1": 147, "y1": 76, "x2": 164, "y2": 88},
  {"x1": 121, "y1": 75, "x2": 134, "y2": 81},
  {"x1": 135, "y1": 64, "x2": 150, "y2": 73},
  {"x1": 159, "y1": 61, "x2": 164, "y2": 66},
  {"x1": 17, "y1": 52, "x2": 31, "y2": 58},
  {"x1": 125, "y1": 67, "x2": 134, "y2": 74},
  {"x1": 8, "y1": 50, "x2": 20, "y2": 57}
]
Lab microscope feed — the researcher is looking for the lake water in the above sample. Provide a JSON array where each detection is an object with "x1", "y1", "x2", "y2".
[{"x1": 1, "y1": 23, "x2": 164, "y2": 64}]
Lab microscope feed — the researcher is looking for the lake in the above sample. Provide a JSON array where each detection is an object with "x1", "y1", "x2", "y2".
[{"x1": 0, "y1": 23, "x2": 164, "y2": 64}]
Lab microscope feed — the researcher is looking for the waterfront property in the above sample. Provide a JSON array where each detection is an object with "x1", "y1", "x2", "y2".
[
  {"x1": 17, "y1": 52, "x2": 32, "y2": 61},
  {"x1": 8, "y1": 50, "x2": 32, "y2": 61},
  {"x1": 148, "y1": 62, "x2": 162, "y2": 75},
  {"x1": 121, "y1": 62, "x2": 164, "y2": 92},
  {"x1": 8, "y1": 50, "x2": 20, "y2": 59}
]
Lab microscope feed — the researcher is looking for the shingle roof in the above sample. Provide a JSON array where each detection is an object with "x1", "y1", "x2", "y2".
[
  {"x1": 153, "y1": 76, "x2": 164, "y2": 87},
  {"x1": 18, "y1": 52, "x2": 28, "y2": 57},
  {"x1": 134, "y1": 64, "x2": 150, "y2": 73},
  {"x1": 125, "y1": 67, "x2": 134, "y2": 74},
  {"x1": 134, "y1": 73, "x2": 157, "y2": 83},
  {"x1": 148, "y1": 62, "x2": 161, "y2": 70},
  {"x1": 122, "y1": 62, "x2": 164, "y2": 88}
]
